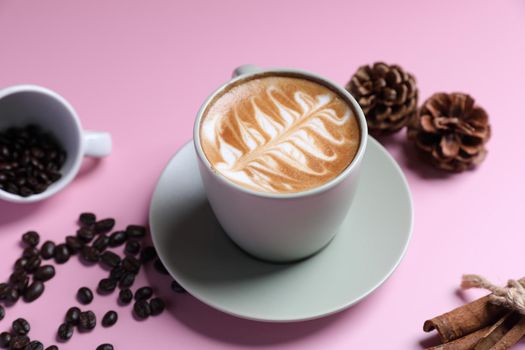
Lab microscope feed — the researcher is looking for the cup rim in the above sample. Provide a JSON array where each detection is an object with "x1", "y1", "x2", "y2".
[
  {"x1": 193, "y1": 67, "x2": 369, "y2": 199},
  {"x1": 0, "y1": 84, "x2": 84, "y2": 204}
]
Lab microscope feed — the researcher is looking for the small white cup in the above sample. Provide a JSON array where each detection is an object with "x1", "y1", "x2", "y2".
[
  {"x1": 0, "y1": 84, "x2": 112, "y2": 203},
  {"x1": 194, "y1": 65, "x2": 368, "y2": 262}
]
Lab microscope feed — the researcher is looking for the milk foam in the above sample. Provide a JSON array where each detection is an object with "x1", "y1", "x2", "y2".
[{"x1": 200, "y1": 76, "x2": 360, "y2": 193}]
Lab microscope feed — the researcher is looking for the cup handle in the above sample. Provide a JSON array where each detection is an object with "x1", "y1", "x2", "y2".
[
  {"x1": 83, "y1": 130, "x2": 112, "y2": 157},
  {"x1": 232, "y1": 64, "x2": 262, "y2": 78}
]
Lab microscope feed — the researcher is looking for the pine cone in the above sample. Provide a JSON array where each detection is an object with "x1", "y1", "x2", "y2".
[
  {"x1": 346, "y1": 62, "x2": 418, "y2": 135},
  {"x1": 407, "y1": 93, "x2": 491, "y2": 172}
]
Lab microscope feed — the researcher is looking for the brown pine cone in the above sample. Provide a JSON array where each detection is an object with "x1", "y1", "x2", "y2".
[
  {"x1": 346, "y1": 62, "x2": 418, "y2": 135},
  {"x1": 407, "y1": 92, "x2": 491, "y2": 172}
]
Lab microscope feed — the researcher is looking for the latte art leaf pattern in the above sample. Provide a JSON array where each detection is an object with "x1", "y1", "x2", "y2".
[{"x1": 201, "y1": 77, "x2": 359, "y2": 193}]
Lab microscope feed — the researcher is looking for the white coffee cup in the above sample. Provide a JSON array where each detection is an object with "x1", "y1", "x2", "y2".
[
  {"x1": 0, "y1": 84, "x2": 112, "y2": 203},
  {"x1": 193, "y1": 65, "x2": 368, "y2": 262}
]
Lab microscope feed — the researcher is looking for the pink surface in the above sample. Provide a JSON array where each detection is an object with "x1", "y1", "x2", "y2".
[{"x1": 1, "y1": 0, "x2": 524, "y2": 348}]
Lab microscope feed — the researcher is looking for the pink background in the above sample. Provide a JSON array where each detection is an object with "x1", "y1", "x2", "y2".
[{"x1": 1, "y1": 0, "x2": 525, "y2": 349}]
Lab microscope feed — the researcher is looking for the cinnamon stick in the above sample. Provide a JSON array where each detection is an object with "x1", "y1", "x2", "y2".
[
  {"x1": 487, "y1": 316, "x2": 525, "y2": 350},
  {"x1": 424, "y1": 326, "x2": 491, "y2": 350},
  {"x1": 424, "y1": 295, "x2": 506, "y2": 342},
  {"x1": 474, "y1": 312, "x2": 518, "y2": 350}
]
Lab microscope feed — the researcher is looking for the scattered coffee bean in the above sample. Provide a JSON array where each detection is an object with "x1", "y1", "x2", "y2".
[
  {"x1": 134, "y1": 287, "x2": 153, "y2": 301},
  {"x1": 109, "y1": 266, "x2": 125, "y2": 281},
  {"x1": 6, "y1": 286, "x2": 20, "y2": 303},
  {"x1": 76, "y1": 227, "x2": 94, "y2": 243},
  {"x1": 92, "y1": 234, "x2": 110, "y2": 252},
  {"x1": 22, "y1": 247, "x2": 39, "y2": 259},
  {"x1": 44, "y1": 346, "x2": 58, "y2": 350},
  {"x1": 0, "y1": 332, "x2": 11, "y2": 348},
  {"x1": 80, "y1": 246, "x2": 100, "y2": 263},
  {"x1": 40, "y1": 241, "x2": 56, "y2": 260},
  {"x1": 100, "y1": 251, "x2": 121, "y2": 269},
  {"x1": 97, "y1": 278, "x2": 117, "y2": 295},
  {"x1": 0, "y1": 283, "x2": 8, "y2": 300},
  {"x1": 133, "y1": 300, "x2": 150, "y2": 319},
  {"x1": 79, "y1": 212, "x2": 96, "y2": 226},
  {"x1": 8, "y1": 335, "x2": 29, "y2": 349},
  {"x1": 0, "y1": 305, "x2": 4, "y2": 321},
  {"x1": 14, "y1": 258, "x2": 28, "y2": 270},
  {"x1": 23, "y1": 281, "x2": 45, "y2": 302},
  {"x1": 34, "y1": 265, "x2": 55, "y2": 282},
  {"x1": 9, "y1": 270, "x2": 28, "y2": 285},
  {"x1": 139, "y1": 246, "x2": 157, "y2": 264},
  {"x1": 94, "y1": 219, "x2": 115, "y2": 234},
  {"x1": 77, "y1": 287, "x2": 93, "y2": 305},
  {"x1": 118, "y1": 288, "x2": 133, "y2": 305},
  {"x1": 57, "y1": 323, "x2": 73, "y2": 341},
  {"x1": 65, "y1": 236, "x2": 83, "y2": 254},
  {"x1": 124, "y1": 240, "x2": 140, "y2": 255},
  {"x1": 154, "y1": 259, "x2": 169, "y2": 275},
  {"x1": 118, "y1": 272, "x2": 135, "y2": 289},
  {"x1": 171, "y1": 280, "x2": 186, "y2": 294},
  {"x1": 96, "y1": 344, "x2": 113, "y2": 350},
  {"x1": 22, "y1": 231, "x2": 40, "y2": 247},
  {"x1": 54, "y1": 244, "x2": 70, "y2": 264},
  {"x1": 126, "y1": 225, "x2": 146, "y2": 239},
  {"x1": 108, "y1": 231, "x2": 127, "y2": 247},
  {"x1": 12, "y1": 318, "x2": 30, "y2": 335},
  {"x1": 149, "y1": 297, "x2": 165, "y2": 316},
  {"x1": 65, "y1": 307, "x2": 80, "y2": 326},
  {"x1": 24, "y1": 340, "x2": 43, "y2": 350},
  {"x1": 78, "y1": 311, "x2": 96, "y2": 331},
  {"x1": 24, "y1": 255, "x2": 41, "y2": 272},
  {"x1": 122, "y1": 256, "x2": 140, "y2": 274},
  {"x1": 101, "y1": 311, "x2": 118, "y2": 327}
]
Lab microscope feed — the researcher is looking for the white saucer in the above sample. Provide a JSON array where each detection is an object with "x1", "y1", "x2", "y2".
[{"x1": 149, "y1": 137, "x2": 413, "y2": 322}]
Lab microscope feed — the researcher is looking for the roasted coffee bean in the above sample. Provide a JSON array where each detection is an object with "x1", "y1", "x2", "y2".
[
  {"x1": 126, "y1": 225, "x2": 146, "y2": 239},
  {"x1": 94, "y1": 219, "x2": 115, "y2": 234},
  {"x1": 97, "y1": 278, "x2": 117, "y2": 295},
  {"x1": 44, "y1": 346, "x2": 58, "y2": 350},
  {"x1": 154, "y1": 259, "x2": 169, "y2": 275},
  {"x1": 100, "y1": 251, "x2": 121, "y2": 269},
  {"x1": 76, "y1": 227, "x2": 94, "y2": 243},
  {"x1": 101, "y1": 311, "x2": 118, "y2": 327},
  {"x1": 0, "y1": 305, "x2": 4, "y2": 321},
  {"x1": 96, "y1": 344, "x2": 113, "y2": 350},
  {"x1": 57, "y1": 323, "x2": 73, "y2": 341},
  {"x1": 133, "y1": 300, "x2": 150, "y2": 319},
  {"x1": 109, "y1": 266, "x2": 125, "y2": 281},
  {"x1": 80, "y1": 246, "x2": 100, "y2": 263},
  {"x1": 22, "y1": 247, "x2": 39, "y2": 259},
  {"x1": 0, "y1": 283, "x2": 9, "y2": 300},
  {"x1": 171, "y1": 280, "x2": 186, "y2": 294},
  {"x1": 118, "y1": 272, "x2": 135, "y2": 289},
  {"x1": 9, "y1": 270, "x2": 28, "y2": 284},
  {"x1": 149, "y1": 297, "x2": 166, "y2": 316},
  {"x1": 14, "y1": 258, "x2": 28, "y2": 270},
  {"x1": 79, "y1": 212, "x2": 96, "y2": 226},
  {"x1": 22, "y1": 231, "x2": 39, "y2": 247},
  {"x1": 0, "y1": 331, "x2": 11, "y2": 348},
  {"x1": 77, "y1": 287, "x2": 93, "y2": 305},
  {"x1": 134, "y1": 287, "x2": 153, "y2": 301},
  {"x1": 54, "y1": 244, "x2": 70, "y2": 264},
  {"x1": 65, "y1": 306, "x2": 80, "y2": 325},
  {"x1": 8, "y1": 335, "x2": 29, "y2": 349},
  {"x1": 92, "y1": 234, "x2": 109, "y2": 252},
  {"x1": 124, "y1": 240, "x2": 140, "y2": 255},
  {"x1": 40, "y1": 241, "x2": 56, "y2": 260},
  {"x1": 139, "y1": 246, "x2": 157, "y2": 264},
  {"x1": 65, "y1": 236, "x2": 83, "y2": 253},
  {"x1": 24, "y1": 340, "x2": 43, "y2": 350},
  {"x1": 108, "y1": 231, "x2": 127, "y2": 247},
  {"x1": 122, "y1": 256, "x2": 140, "y2": 274},
  {"x1": 78, "y1": 311, "x2": 96, "y2": 331},
  {"x1": 12, "y1": 318, "x2": 30, "y2": 335},
  {"x1": 6, "y1": 286, "x2": 20, "y2": 303},
  {"x1": 24, "y1": 255, "x2": 41, "y2": 272},
  {"x1": 118, "y1": 288, "x2": 133, "y2": 305},
  {"x1": 13, "y1": 279, "x2": 29, "y2": 295},
  {"x1": 23, "y1": 281, "x2": 44, "y2": 302},
  {"x1": 33, "y1": 265, "x2": 55, "y2": 282}
]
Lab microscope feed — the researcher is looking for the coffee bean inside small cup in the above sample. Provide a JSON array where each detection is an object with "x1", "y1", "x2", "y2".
[{"x1": 0, "y1": 124, "x2": 66, "y2": 198}]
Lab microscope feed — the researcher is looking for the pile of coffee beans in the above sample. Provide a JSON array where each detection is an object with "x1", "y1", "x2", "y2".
[
  {"x1": 0, "y1": 125, "x2": 66, "y2": 197},
  {"x1": 0, "y1": 212, "x2": 187, "y2": 349},
  {"x1": 0, "y1": 317, "x2": 47, "y2": 350}
]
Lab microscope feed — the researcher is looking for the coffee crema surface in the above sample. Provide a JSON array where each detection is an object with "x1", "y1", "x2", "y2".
[{"x1": 200, "y1": 75, "x2": 360, "y2": 194}]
